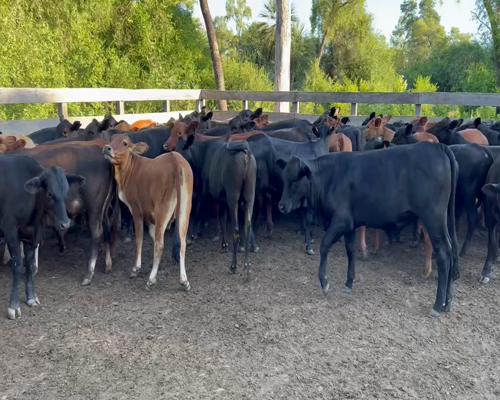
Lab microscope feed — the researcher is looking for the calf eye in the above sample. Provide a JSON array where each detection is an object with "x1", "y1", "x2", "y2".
[{"x1": 123, "y1": 141, "x2": 128, "y2": 147}]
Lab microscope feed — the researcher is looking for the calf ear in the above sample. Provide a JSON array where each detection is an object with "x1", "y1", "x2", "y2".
[
  {"x1": 482, "y1": 183, "x2": 500, "y2": 197},
  {"x1": 383, "y1": 140, "x2": 391, "y2": 148},
  {"x1": 299, "y1": 163, "x2": 312, "y2": 180},
  {"x1": 340, "y1": 117, "x2": 350, "y2": 125},
  {"x1": 188, "y1": 121, "x2": 200, "y2": 134},
  {"x1": 330, "y1": 107, "x2": 340, "y2": 117},
  {"x1": 59, "y1": 115, "x2": 65, "y2": 123},
  {"x1": 261, "y1": 115, "x2": 269, "y2": 125},
  {"x1": 252, "y1": 108, "x2": 263, "y2": 119},
  {"x1": 405, "y1": 124, "x2": 413, "y2": 136},
  {"x1": 312, "y1": 126, "x2": 319, "y2": 137},
  {"x1": 201, "y1": 111, "x2": 213, "y2": 122},
  {"x1": 275, "y1": 159, "x2": 287, "y2": 171},
  {"x1": 24, "y1": 177, "x2": 42, "y2": 194},
  {"x1": 184, "y1": 133, "x2": 195, "y2": 149},
  {"x1": 13, "y1": 139, "x2": 27, "y2": 151},
  {"x1": 132, "y1": 142, "x2": 149, "y2": 155},
  {"x1": 66, "y1": 174, "x2": 86, "y2": 188},
  {"x1": 474, "y1": 117, "x2": 481, "y2": 128},
  {"x1": 71, "y1": 121, "x2": 82, "y2": 131},
  {"x1": 374, "y1": 117, "x2": 382, "y2": 128},
  {"x1": 382, "y1": 115, "x2": 392, "y2": 124},
  {"x1": 100, "y1": 118, "x2": 113, "y2": 131},
  {"x1": 449, "y1": 120, "x2": 460, "y2": 130}
]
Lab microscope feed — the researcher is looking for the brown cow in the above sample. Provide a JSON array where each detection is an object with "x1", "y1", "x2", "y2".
[
  {"x1": 103, "y1": 134, "x2": 194, "y2": 290},
  {"x1": 459, "y1": 129, "x2": 489, "y2": 145},
  {"x1": 114, "y1": 121, "x2": 131, "y2": 131},
  {"x1": 130, "y1": 119, "x2": 158, "y2": 131},
  {"x1": 364, "y1": 117, "x2": 395, "y2": 142},
  {"x1": 414, "y1": 131, "x2": 439, "y2": 143},
  {"x1": 329, "y1": 133, "x2": 352, "y2": 152},
  {"x1": 164, "y1": 121, "x2": 201, "y2": 152}
]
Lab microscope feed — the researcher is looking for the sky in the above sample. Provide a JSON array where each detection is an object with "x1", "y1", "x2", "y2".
[{"x1": 193, "y1": 0, "x2": 478, "y2": 41}]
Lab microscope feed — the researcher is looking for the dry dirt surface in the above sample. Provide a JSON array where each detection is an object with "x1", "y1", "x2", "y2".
[{"x1": 1, "y1": 217, "x2": 499, "y2": 400}]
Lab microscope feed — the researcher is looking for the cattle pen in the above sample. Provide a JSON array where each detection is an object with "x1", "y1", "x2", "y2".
[{"x1": 1, "y1": 88, "x2": 500, "y2": 400}]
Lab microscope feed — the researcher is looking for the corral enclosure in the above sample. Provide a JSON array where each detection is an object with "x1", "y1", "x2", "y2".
[{"x1": 0, "y1": 88, "x2": 499, "y2": 399}]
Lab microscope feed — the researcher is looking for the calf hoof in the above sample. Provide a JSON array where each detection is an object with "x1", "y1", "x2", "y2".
[
  {"x1": 238, "y1": 246, "x2": 245, "y2": 253},
  {"x1": 105, "y1": 266, "x2": 112, "y2": 274},
  {"x1": 267, "y1": 229, "x2": 274, "y2": 239},
  {"x1": 244, "y1": 264, "x2": 251, "y2": 282},
  {"x1": 81, "y1": 277, "x2": 92, "y2": 286},
  {"x1": 251, "y1": 246, "x2": 260, "y2": 253},
  {"x1": 410, "y1": 241, "x2": 419, "y2": 248},
  {"x1": 221, "y1": 244, "x2": 229, "y2": 253},
  {"x1": 322, "y1": 283, "x2": 330, "y2": 295},
  {"x1": 146, "y1": 280, "x2": 155, "y2": 291},
  {"x1": 212, "y1": 235, "x2": 220, "y2": 242},
  {"x1": 429, "y1": 309, "x2": 441, "y2": 318},
  {"x1": 191, "y1": 234, "x2": 199, "y2": 241},
  {"x1": 480, "y1": 276, "x2": 490, "y2": 284},
  {"x1": 230, "y1": 265, "x2": 238, "y2": 274},
  {"x1": 123, "y1": 236, "x2": 132, "y2": 244},
  {"x1": 130, "y1": 270, "x2": 139, "y2": 279},
  {"x1": 423, "y1": 270, "x2": 432, "y2": 279},
  {"x1": 186, "y1": 237, "x2": 194, "y2": 246},
  {"x1": 181, "y1": 281, "x2": 191, "y2": 291},
  {"x1": 27, "y1": 297, "x2": 40, "y2": 307},
  {"x1": 361, "y1": 251, "x2": 368, "y2": 260},
  {"x1": 306, "y1": 248, "x2": 314, "y2": 256},
  {"x1": 59, "y1": 249, "x2": 66, "y2": 257},
  {"x1": 443, "y1": 301, "x2": 452, "y2": 313},
  {"x1": 459, "y1": 249, "x2": 467, "y2": 257},
  {"x1": 7, "y1": 307, "x2": 21, "y2": 320},
  {"x1": 343, "y1": 285, "x2": 352, "y2": 294}
]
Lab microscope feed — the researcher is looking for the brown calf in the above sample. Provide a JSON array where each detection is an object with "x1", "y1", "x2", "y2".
[
  {"x1": 459, "y1": 129, "x2": 489, "y2": 145},
  {"x1": 414, "y1": 131, "x2": 439, "y2": 143},
  {"x1": 114, "y1": 121, "x2": 131, "y2": 131},
  {"x1": 329, "y1": 133, "x2": 352, "y2": 152},
  {"x1": 0, "y1": 134, "x2": 36, "y2": 152},
  {"x1": 364, "y1": 117, "x2": 395, "y2": 142},
  {"x1": 103, "y1": 134, "x2": 194, "y2": 290},
  {"x1": 164, "y1": 121, "x2": 201, "y2": 152},
  {"x1": 130, "y1": 119, "x2": 158, "y2": 131},
  {"x1": 253, "y1": 115, "x2": 269, "y2": 128}
]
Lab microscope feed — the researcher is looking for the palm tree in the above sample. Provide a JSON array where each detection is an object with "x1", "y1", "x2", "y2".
[{"x1": 199, "y1": 0, "x2": 227, "y2": 110}]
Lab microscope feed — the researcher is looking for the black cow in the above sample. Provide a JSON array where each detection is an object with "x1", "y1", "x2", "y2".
[
  {"x1": 427, "y1": 118, "x2": 467, "y2": 145},
  {"x1": 392, "y1": 124, "x2": 418, "y2": 145},
  {"x1": 449, "y1": 145, "x2": 493, "y2": 256},
  {"x1": 479, "y1": 155, "x2": 500, "y2": 283},
  {"x1": 277, "y1": 142, "x2": 459, "y2": 316},
  {"x1": 312, "y1": 107, "x2": 340, "y2": 126},
  {"x1": 28, "y1": 117, "x2": 82, "y2": 144},
  {"x1": 178, "y1": 136, "x2": 257, "y2": 278},
  {"x1": 83, "y1": 114, "x2": 118, "y2": 140},
  {"x1": 0, "y1": 155, "x2": 85, "y2": 319},
  {"x1": 261, "y1": 119, "x2": 314, "y2": 135}
]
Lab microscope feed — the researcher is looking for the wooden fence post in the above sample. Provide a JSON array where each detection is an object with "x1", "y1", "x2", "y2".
[
  {"x1": 242, "y1": 100, "x2": 248, "y2": 110},
  {"x1": 115, "y1": 101, "x2": 124, "y2": 115},
  {"x1": 351, "y1": 103, "x2": 358, "y2": 116},
  {"x1": 291, "y1": 101, "x2": 300, "y2": 114},
  {"x1": 415, "y1": 104, "x2": 422, "y2": 118},
  {"x1": 163, "y1": 100, "x2": 170, "y2": 112},
  {"x1": 57, "y1": 103, "x2": 68, "y2": 119}
]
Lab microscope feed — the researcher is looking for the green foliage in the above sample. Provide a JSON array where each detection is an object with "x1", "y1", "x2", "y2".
[{"x1": 225, "y1": 0, "x2": 252, "y2": 36}]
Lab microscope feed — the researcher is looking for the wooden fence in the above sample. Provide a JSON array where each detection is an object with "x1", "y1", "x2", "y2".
[{"x1": 1, "y1": 88, "x2": 500, "y2": 134}]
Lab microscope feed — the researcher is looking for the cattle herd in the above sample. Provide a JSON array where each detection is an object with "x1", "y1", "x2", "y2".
[{"x1": 1, "y1": 106, "x2": 500, "y2": 321}]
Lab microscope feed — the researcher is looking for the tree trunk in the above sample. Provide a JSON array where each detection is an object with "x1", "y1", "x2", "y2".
[
  {"x1": 317, "y1": 30, "x2": 329, "y2": 64},
  {"x1": 483, "y1": 0, "x2": 500, "y2": 86},
  {"x1": 274, "y1": 0, "x2": 292, "y2": 112},
  {"x1": 199, "y1": 0, "x2": 227, "y2": 111}
]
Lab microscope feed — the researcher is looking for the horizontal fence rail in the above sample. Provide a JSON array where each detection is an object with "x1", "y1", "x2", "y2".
[{"x1": 1, "y1": 88, "x2": 500, "y2": 134}]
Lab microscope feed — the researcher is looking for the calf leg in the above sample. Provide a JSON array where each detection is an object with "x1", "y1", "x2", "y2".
[
  {"x1": 301, "y1": 208, "x2": 314, "y2": 255},
  {"x1": 6, "y1": 234, "x2": 22, "y2": 319},
  {"x1": 421, "y1": 223, "x2": 433, "y2": 278},
  {"x1": 243, "y1": 203, "x2": 253, "y2": 281},
  {"x1": 130, "y1": 215, "x2": 144, "y2": 278},
  {"x1": 359, "y1": 226, "x2": 368, "y2": 259},
  {"x1": 219, "y1": 205, "x2": 228, "y2": 253},
  {"x1": 227, "y1": 200, "x2": 240, "y2": 274},
  {"x1": 344, "y1": 230, "x2": 357, "y2": 292},
  {"x1": 23, "y1": 243, "x2": 40, "y2": 308},
  {"x1": 81, "y1": 216, "x2": 103, "y2": 286},
  {"x1": 481, "y1": 220, "x2": 497, "y2": 284},
  {"x1": 319, "y1": 221, "x2": 350, "y2": 294},
  {"x1": 265, "y1": 192, "x2": 274, "y2": 239},
  {"x1": 371, "y1": 229, "x2": 381, "y2": 254},
  {"x1": 459, "y1": 201, "x2": 478, "y2": 257}
]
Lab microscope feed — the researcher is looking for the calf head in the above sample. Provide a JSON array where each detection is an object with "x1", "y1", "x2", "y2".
[
  {"x1": 24, "y1": 165, "x2": 85, "y2": 231},
  {"x1": 84, "y1": 116, "x2": 116, "y2": 140},
  {"x1": 364, "y1": 117, "x2": 395, "y2": 142},
  {"x1": 276, "y1": 156, "x2": 311, "y2": 214},
  {"x1": 199, "y1": 111, "x2": 214, "y2": 129},
  {"x1": 392, "y1": 124, "x2": 417, "y2": 145},
  {"x1": 103, "y1": 134, "x2": 149, "y2": 166},
  {"x1": 364, "y1": 136, "x2": 392, "y2": 150},
  {"x1": 163, "y1": 121, "x2": 199, "y2": 152},
  {"x1": 361, "y1": 112, "x2": 377, "y2": 126},
  {"x1": 56, "y1": 118, "x2": 82, "y2": 138},
  {"x1": 426, "y1": 118, "x2": 463, "y2": 144},
  {"x1": 240, "y1": 107, "x2": 263, "y2": 123},
  {"x1": 253, "y1": 115, "x2": 269, "y2": 129}
]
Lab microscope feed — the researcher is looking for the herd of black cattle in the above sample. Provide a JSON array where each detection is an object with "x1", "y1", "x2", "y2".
[{"x1": 2, "y1": 106, "x2": 500, "y2": 320}]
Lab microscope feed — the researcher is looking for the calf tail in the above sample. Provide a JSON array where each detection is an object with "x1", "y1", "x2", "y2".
[
  {"x1": 226, "y1": 140, "x2": 250, "y2": 154},
  {"x1": 102, "y1": 171, "x2": 118, "y2": 244},
  {"x1": 171, "y1": 157, "x2": 183, "y2": 262},
  {"x1": 444, "y1": 145, "x2": 459, "y2": 281}
]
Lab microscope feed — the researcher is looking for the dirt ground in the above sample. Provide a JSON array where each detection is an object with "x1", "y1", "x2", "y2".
[{"x1": 0, "y1": 216, "x2": 499, "y2": 400}]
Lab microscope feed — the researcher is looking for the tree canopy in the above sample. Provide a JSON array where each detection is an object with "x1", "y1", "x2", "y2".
[{"x1": 0, "y1": 0, "x2": 499, "y2": 120}]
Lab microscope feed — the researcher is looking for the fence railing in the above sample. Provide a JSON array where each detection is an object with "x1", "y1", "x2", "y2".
[{"x1": 1, "y1": 88, "x2": 500, "y2": 134}]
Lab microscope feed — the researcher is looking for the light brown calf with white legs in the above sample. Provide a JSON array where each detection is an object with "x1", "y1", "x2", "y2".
[{"x1": 103, "y1": 134, "x2": 194, "y2": 290}]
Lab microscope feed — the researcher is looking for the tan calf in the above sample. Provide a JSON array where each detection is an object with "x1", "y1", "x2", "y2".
[
  {"x1": 459, "y1": 129, "x2": 489, "y2": 145},
  {"x1": 364, "y1": 117, "x2": 395, "y2": 142},
  {"x1": 329, "y1": 133, "x2": 352, "y2": 152},
  {"x1": 103, "y1": 134, "x2": 194, "y2": 290}
]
